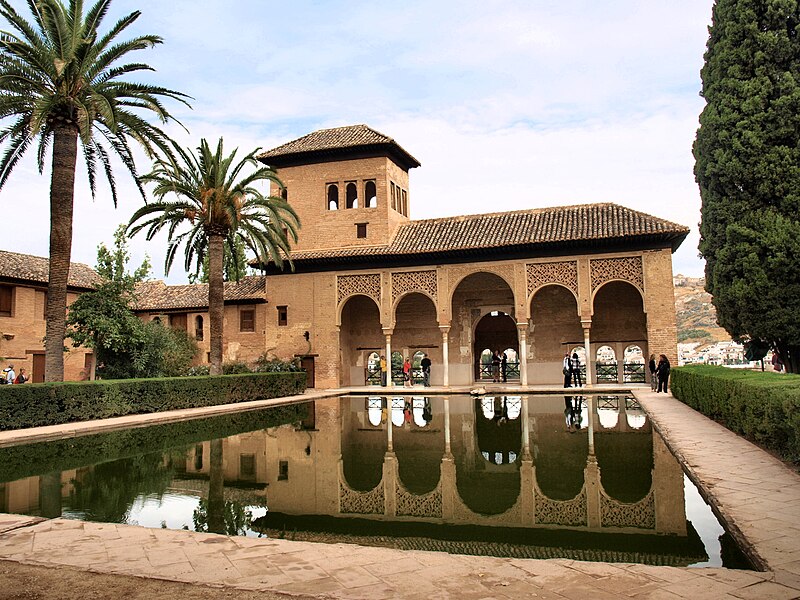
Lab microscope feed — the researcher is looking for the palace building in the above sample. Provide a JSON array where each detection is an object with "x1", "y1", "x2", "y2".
[
  {"x1": 255, "y1": 125, "x2": 689, "y2": 389},
  {"x1": 1, "y1": 125, "x2": 689, "y2": 388}
]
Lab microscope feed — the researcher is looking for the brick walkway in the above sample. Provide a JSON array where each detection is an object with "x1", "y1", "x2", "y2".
[{"x1": 1, "y1": 390, "x2": 799, "y2": 599}]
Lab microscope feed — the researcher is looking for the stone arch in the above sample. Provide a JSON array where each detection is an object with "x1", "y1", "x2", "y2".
[
  {"x1": 473, "y1": 312, "x2": 518, "y2": 381},
  {"x1": 591, "y1": 282, "x2": 647, "y2": 377},
  {"x1": 449, "y1": 272, "x2": 516, "y2": 385},
  {"x1": 528, "y1": 282, "x2": 579, "y2": 308},
  {"x1": 339, "y1": 294, "x2": 383, "y2": 386},
  {"x1": 394, "y1": 397, "x2": 443, "y2": 494},
  {"x1": 336, "y1": 292, "x2": 380, "y2": 326},
  {"x1": 392, "y1": 293, "x2": 439, "y2": 378},
  {"x1": 528, "y1": 284, "x2": 583, "y2": 383},
  {"x1": 590, "y1": 278, "x2": 645, "y2": 313},
  {"x1": 447, "y1": 269, "x2": 516, "y2": 310},
  {"x1": 345, "y1": 182, "x2": 358, "y2": 208}
]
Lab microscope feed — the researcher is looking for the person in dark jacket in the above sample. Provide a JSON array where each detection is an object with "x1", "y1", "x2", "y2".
[
  {"x1": 656, "y1": 354, "x2": 671, "y2": 393},
  {"x1": 648, "y1": 354, "x2": 657, "y2": 391}
]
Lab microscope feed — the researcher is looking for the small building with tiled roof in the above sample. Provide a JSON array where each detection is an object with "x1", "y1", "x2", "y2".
[
  {"x1": 254, "y1": 124, "x2": 688, "y2": 389},
  {"x1": 0, "y1": 250, "x2": 99, "y2": 382},
  {"x1": 131, "y1": 276, "x2": 269, "y2": 366}
]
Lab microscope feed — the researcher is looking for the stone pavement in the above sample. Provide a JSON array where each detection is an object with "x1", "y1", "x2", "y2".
[{"x1": 1, "y1": 390, "x2": 799, "y2": 599}]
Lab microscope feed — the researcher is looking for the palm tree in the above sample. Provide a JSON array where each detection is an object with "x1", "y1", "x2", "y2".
[
  {"x1": 0, "y1": 0, "x2": 189, "y2": 381},
  {"x1": 127, "y1": 138, "x2": 299, "y2": 375}
]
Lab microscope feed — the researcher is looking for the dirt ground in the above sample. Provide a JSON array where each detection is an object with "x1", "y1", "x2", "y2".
[{"x1": 0, "y1": 560, "x2": 315, "y2": 600}]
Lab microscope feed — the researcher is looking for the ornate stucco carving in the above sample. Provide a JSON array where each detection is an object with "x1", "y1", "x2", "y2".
[
  {"x1": 391, "y1": 270, "x2": 438, "y2": 305},
  {"x1": 590, "y1": 256, "x2": 644, "y2": 293},
  {"x1": 337, "y1": 273, "x2": 381, "y2": 305},
  {"x1": 526, "y1": 261, "x2": 578, "y2": 296}
]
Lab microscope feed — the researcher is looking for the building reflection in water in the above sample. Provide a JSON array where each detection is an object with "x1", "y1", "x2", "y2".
[{"x1": 0, "y1": 395, "x2": 729, "y2": 565}]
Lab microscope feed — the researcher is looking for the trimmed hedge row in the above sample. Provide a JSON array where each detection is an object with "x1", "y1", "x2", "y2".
[
  {"x1": 0, "y1": 402, "x2": 308, "y2": 483},
  {"x1": 671, "y1": 365, "x2": 800, "y2": 463},
  {"x1": 0, "y1": 371, "x2": 307, "y2": 431}
]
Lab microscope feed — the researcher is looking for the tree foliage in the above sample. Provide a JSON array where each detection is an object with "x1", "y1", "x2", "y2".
[
  {"x1": 694, "y1": 0, "x2": 800, "y2": 372},
  {"x1": 128, "y1": 137, "x2": 299, "y2": 375},
  {"x1": 0, "y1": 0, "x2": 189, "y2": 381},
  {"x1": 66, "y1": 225, "x2": 196, "y2": 379}
]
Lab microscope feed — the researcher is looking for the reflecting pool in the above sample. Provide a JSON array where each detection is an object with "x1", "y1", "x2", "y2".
[{"x1": 0, "y1": 395, "x2": 752, "y2": 568}]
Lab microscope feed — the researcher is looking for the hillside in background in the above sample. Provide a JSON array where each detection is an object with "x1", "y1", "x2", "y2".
[{"x1": 673, "y1": 275, "x2": 731, "y2": 344}]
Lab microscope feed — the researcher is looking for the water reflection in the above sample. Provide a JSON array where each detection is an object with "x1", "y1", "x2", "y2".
[{"x1": 0, "y1": 395, "x2": 752, "y2": 568}]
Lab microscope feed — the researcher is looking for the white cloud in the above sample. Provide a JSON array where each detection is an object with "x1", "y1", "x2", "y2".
[{"x1": 0, "y1": 1, "x2": 714, "y2": 282}]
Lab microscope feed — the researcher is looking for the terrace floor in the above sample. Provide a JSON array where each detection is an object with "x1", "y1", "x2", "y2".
[{"x1": 1, "y1": 388, "x2": 799, "y2": 599}]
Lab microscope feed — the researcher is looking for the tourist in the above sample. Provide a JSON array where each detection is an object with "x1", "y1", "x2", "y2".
[
  {"x1": 403, "y1": 357, "x2": 411, "y2": 387},
  {"x1": 501, "y1": 351, "x2": 508, "y2": 383},
  {"x1": 656, "y1": 354, "x2": 671, "y2": 393},
  {"x1": 491, "y1": 350, "x2": 501, "y2": 382},
  {"x1": 14, "y1": 368, "x2": 28, "y2": 384},
  {"x1": 571, "y1": 352, "x2": 583, "y2": 387},
  {"x1": 422, "y1": 398, "x2": 432, "y2": 424},
  {"x1": 421, "y1": 353, "x2": 432, "y2": 387},
  {"x1": 380, "y1": 355, "x2": 387, "y2": 386},
  {"x1": 2, "y1": 364, "x2": 15, "y2": 385},
  {"x1": 648, "y1": 354, "x2": 657, "y2": 391},
  {"x1": 562, "y1": 353, "x2": 572, "y2": 388},
  {"x1": 771, "y1": 351, "x2": 784, "y2": 373}
]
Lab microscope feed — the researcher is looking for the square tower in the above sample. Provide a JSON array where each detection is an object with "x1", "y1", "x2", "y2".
[{"x1": 258, "y1": 125, "x2": 420, "y2": 253}]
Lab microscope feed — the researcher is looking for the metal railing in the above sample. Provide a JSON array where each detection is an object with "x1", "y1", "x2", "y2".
[
  {"x1": 477, "y1": 361, "x2": 520, "y2": 381},
  {"x1": 595, "y1": 361, "x2": 618, "y2": 382},
  {"x1": 623, "y1": 362, "x2": 646, "y2": 383}
]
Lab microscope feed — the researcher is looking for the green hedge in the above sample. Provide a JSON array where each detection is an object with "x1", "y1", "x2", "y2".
[
  {"x1": 671, "y1": 365, "x2": 800, "y2": 463},
  {"x1": 0, "y1": 371, "x2": 306, "y2": 431}
]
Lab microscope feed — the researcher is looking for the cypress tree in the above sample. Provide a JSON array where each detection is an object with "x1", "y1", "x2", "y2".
[{"x1": 694, "y1": 0, "x2": 800, "y2": 372}]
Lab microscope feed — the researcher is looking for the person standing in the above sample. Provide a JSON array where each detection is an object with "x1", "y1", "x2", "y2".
[
  {"x1": 562, "y1": 353, "x2": 572, "y2": 388},
  {"x1": 656, "y1": 354, "x2": 671, "y2": 393},
  {"x1": 491, "y1": 350, "x2": 501, "y2": 382},
  {"x1": 14, "y1": 368, "x2": 28, "y2": 384},
  {"x1": 648, "y1": 354, "x2": 658, "y2": 391},
  {"x1": 380, "y1": 355, "x2": 387, "y2": 387},
  {"x1": 403, "y1": 357, "x2": 411, "y2": 387},
  {"x1": 421, "y1": 353, "x2": 432, "y2": 387},
  {"x1": 501, "y1": 351, "x2": 508, "y2": 383},
  {"x1": 3, "y1": 364, "x2": 16, "y2": 385},
  {"x1": 571, "y1": 352, "x2": 583, "y2": 387}
]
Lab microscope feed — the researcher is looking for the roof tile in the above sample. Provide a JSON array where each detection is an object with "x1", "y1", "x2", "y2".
[
  {"x1": 0, "y1": 250, "x2": 100, "y2": 289},
  {"x1": 133, "y1": 276, "x2": 266, "y2": 311}
]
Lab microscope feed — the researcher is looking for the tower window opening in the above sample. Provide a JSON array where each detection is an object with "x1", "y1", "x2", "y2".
[
  {"x1": 390, "y1": 182, "x2": 397, "y2": 210},
  {"x1": 356, "y1": 223, "x2": 367, "y2": 238},
  {"x1": 365, "y1": 180, "x2": 377, "y2": 208},
  {"x1": 327, "y1": 184, "x2": 339, "y2": 210},
  {"x1": 346, "y1": 182, "x2": 358, "y2": 208},
  {"x1": 402, "y1": 189, "x2": 408, "y2": 216},
  {"x1": 281, "y1": 187, "x2": 288, "y2": 200}
]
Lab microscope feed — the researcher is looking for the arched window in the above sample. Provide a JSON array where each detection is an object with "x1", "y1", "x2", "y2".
[
  {"x1": 365, "y1": 180, "x2": 377, "y2": 208},
  {"x1": 401, "y1": 189, "x2": 408, "y2": 216},
  {"x1": 327, "y1": 184, "x2": 338, "y2": 210},
  {"x1": 195, "y1": 315, "x2": 204, "y2": 341},
  {"x1": 391, "y1": 397, "x2": 405, "y2": 427},
  {"x1": 281, "y1": 187, "x2": 288, "y2": 201},
  {"x1": 596, "y1": 345, "x2": 617, "y2": 382},
  {"x1": 152, "y1": 316, "x2": 161, "y2": 324},
  {"x1": 367, "y1": 396, "x2": 382, "y2": 426},
  {"x1": 346, "y1": 182, "x2": 358, "y2": 209}
]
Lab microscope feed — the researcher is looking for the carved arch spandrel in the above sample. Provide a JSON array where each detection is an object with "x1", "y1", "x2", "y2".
[
  {"x1": 526, "y1": 261, "x2": 579, "y2": 298},
  {"x1": 337, "y1": 273, "x2": 382, "y2": 306},
  {"x1": 590, "y1": 257, "x2": 644, "y2": 294},
  {"x1": 391, "y1": 269, "x2": 438, "y2": 307}
]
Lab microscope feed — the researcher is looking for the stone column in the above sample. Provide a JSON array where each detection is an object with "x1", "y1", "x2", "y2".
[
  {"x1": 517, "y1": 323, "x2": 529, "y2": 386},
  {"x1": 582, "y1": 322, "x2": 593, "y2": 387},
  {"x1": 585, "y1": 456, "x2": 601, "y2": 529},
  {"x1": 383, "y1": 328, "x2": 393, "y2": 387},
  {"x1": 587, "y1": 395, "x2": 595, "y2": 456},
  {"x1": 521, "y1": 396, "x2": 531, "y2": 460},
  {"x1": 440, "y1": 325, "x2": 451, "y2": 387},
  {"x1": 443, "y1": 396, "x2": 452, "y2": 456},
  {"x1": 387, "y1": 400, "x2": 394, "y2": 453}
]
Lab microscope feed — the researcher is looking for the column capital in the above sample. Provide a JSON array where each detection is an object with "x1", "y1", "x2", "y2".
[
  {"x1": 516, "y1": 321, "x2": 529, "y2": 331},
  {"x1": 581, "y1": 320, "x2": 592, "y2": 329},
  {"x1": 438, "y1": 324, "x2": 451, "y2": 333},
  {"x1": 382, "y1": 328, "x2": 394, "y2": 337}
]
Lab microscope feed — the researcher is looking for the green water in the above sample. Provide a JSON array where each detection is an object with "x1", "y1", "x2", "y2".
[{"x1": 0, "y1": 395, "x2": 752, "y2": 568}]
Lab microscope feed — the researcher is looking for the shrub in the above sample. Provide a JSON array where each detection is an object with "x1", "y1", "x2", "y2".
[
  {"x1": 0, "y1": 371, "x2": 306, "y2": 431},
  {"x1": 671, "y1": 365, "x2": 800, "y2": 463},
  {"x1": 222, "y1": 361, "x2": 252, "y2": 375},
  {"x1": 253, "y1": 353, "x2": 302, "y2": 373}
]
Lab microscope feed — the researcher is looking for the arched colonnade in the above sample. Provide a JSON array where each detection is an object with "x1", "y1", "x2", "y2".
[{"x1": 337, "y1": 254, "x2": 657, "y2": 386}]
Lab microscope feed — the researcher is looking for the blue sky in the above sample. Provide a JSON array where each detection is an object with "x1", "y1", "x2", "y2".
[{"x1": 2, "y1": 1, "x2": 713, "y2": 282}]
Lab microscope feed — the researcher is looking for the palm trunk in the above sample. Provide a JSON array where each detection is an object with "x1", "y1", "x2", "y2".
[
  {"x1": 208, "y1": 234, "x2": 224, "y2": 375},
  {"x1": 45, "y1": 126, "x2": 78, "y2": 382}
]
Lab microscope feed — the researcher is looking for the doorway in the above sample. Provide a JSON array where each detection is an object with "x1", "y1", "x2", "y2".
[{"x1": 300, "y1": 356, "x2": 315, "y2": 388}]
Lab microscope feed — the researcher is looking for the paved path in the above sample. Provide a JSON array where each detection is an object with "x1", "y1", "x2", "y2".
[{"x1": 1, "y1": 390, "x2": 799, "y2": 599}]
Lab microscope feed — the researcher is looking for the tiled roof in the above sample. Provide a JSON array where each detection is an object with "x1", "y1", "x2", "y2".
[
  {"x1": 0, "y1": 250, "x2": 100, "y2": 290},
  {"x1": 133, "y1": 276, "x2": 267, "y2": 311},
  {"x1": 259, "y1": 124, "x2": 421, "y2": 170},
  {"x1": 284, "y1": 203, "x2": 689, "y2": 263}
]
